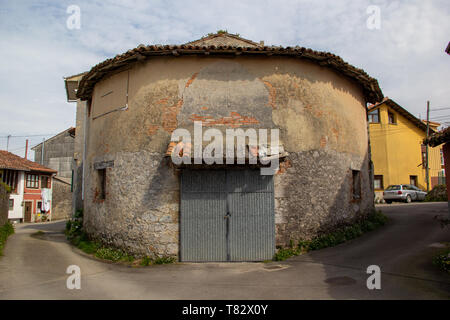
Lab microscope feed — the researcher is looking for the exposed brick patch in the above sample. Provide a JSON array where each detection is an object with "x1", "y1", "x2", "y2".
[
  {"x1": 320, "y1": 136, "x2": 327, "y2": 148},
  {"x1": 263, "y1": 80, "x2": 277, "y2": 109},
  {"x1": 277, "y1": 159, "x2": 292, "y2": 174},
  {"x1": 331, "y1": 127, "x2": 339, "y2": 140},
  {"x1": 156, "y1": 98, "x2": 169, "y2": 105},
  {"x1": 189, "y1": 112, "x2": 259, "y2": 128},
  {"x1": 162, "y1": 99, "x2": 183, "y2": 133},
  {"x1": 147, "y1": 124, "x2": 160, "y2": 136},
  {"x1": 185, "y1": 72, "x2": 198, "y2": 88}
]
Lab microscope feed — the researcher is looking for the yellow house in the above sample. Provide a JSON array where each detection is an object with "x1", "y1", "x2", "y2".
[{"x1": 368, "y1": 98, "x2": 444, "y2": 201}]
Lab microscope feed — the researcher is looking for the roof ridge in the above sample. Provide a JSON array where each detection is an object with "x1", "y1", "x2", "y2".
[{"x1": 0, "y1": 150, "x2": 57, "y2": 173}]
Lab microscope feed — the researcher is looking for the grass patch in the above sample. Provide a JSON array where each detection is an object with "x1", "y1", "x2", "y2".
[
  {"x1": 0, "y1": 222, "x2": 15, "y2": 256},
  {"x1": 274, "y1": 210, "x2": 388, "y2": 261},
  {"x1": 433, "y1": 246, "x2": 450, "y2": 274}
]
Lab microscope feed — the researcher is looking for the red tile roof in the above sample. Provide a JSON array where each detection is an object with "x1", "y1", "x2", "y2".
[
  {"x1": 76, "y1": 33, "x2": 383, "y2": 104},
  {"x1": 0, "y1": 150, "x2": 57, "y2": 173}
]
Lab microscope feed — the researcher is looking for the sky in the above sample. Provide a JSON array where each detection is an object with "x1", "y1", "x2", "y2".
[{"x1": 0, "y1": 0, "x2": 449, "y2": 159}]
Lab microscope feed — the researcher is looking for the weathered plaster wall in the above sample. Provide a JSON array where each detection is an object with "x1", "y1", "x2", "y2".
[
  {"x1": 72, "y1": 99, "x2": 87, "y2": 215},
  {"x1": 83, "y1": 56, "x2": 373, "y2": 257},
  {"x1": 51, "y1": 178, "x2": 72, "y2": 221}
]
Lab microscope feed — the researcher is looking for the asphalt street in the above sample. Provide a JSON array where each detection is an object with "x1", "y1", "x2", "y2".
[{"x1": 0, "y1": 202, "x2": 449, "y2": 299}]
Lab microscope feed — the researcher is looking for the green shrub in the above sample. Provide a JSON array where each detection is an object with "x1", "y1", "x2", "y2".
[
  {"x1": 433, "y1": 250, "x2": 450, "y2": 273},
  {"x1": 153, "y1": 256, "x2": 176, "y2": 265},
  {"x1": 425, "y1": 185, "x2": 448, "y2": 202},
  {"x1": 0, "y1": 182, "x2": 11, "y2": 193},
  {"x1": 0, "y1": 222, "x2": 15, "y2": 256},
  {"x1": 140, "y1": 256, "x2": 152, "y2": 266}
]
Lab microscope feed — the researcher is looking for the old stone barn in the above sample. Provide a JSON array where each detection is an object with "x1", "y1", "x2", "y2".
[{"x1": 73, "y1": 33, "x2": 383, "y2": 261}]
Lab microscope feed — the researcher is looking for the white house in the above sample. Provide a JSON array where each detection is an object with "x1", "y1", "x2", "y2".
[{"x1": 0, "y1": 150, "x2": 56, "y2": 223}]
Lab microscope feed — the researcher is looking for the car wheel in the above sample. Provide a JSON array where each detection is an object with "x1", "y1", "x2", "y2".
[
  {"x1": 385, "y1": 200, "x2": 392, "y2": 204},
  {"x1": 405, "y1": 195, "x2": 412, "y2": 203}
]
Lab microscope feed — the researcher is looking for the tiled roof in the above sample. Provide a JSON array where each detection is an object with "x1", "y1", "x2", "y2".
[
  {"x1": 0, "y1": 150, "x2": 57, "y2": 173},
  {"x1": 368, "y1": 98, "x2": 434, "y2": 134},
  {"x1": 424, "y1": 126, "x2": 450, "y2": 147},
  {"x1": 76, "y1": 33, "x2": 383, "y2": 103}
]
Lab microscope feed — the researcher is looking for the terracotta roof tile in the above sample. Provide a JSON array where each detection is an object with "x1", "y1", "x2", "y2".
[
  {"x1": 76, "y1": 33, "x2": 383, "y2": 104},
  {"x1": 0, "y1": 150, "x2": 57, "y2": 173}
]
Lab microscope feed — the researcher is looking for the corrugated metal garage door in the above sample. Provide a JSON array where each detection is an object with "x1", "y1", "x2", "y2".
[{"x1": 180, "y1": 169, "x2": 275, "y2": 262}]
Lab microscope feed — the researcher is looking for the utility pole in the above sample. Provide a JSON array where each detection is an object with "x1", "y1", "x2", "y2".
[
  {"x1": 426, "y1": 101, "x2": 430, "y2": 192},
  {"x1": 41, "y1": 138, "x2": 45, "y2": 165},
  {"x1": 24, "y1": 139, "x2": 28, "y2": 159},
  {"x1": 6, "y1": 135, "x2": 11, "y2": 151}
]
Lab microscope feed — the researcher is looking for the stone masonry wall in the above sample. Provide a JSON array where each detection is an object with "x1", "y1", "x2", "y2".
[
  {"x1": 0, "y1": 183, "x2": 9, "y2": 226},
  {"x1": 83, "y1": 151, "x2": 179, "y2": 258},
  {"x1": 83, "y1": 56, "x2": 373, "y2": 258},
  {"x1": 274, "y1": 149, "x2": 373, "y2": 246},
  {"x1": 51, "y1": 179, "x2": 72, "y2": 221}
]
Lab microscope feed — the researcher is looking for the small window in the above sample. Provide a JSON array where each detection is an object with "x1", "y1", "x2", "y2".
[
  {"x1": 37, "y1": 201, "x2": 42, "y2": 213},
  {"x1": 26, "y1": 174, "x2": 39, "y2": 189},
  {"x1": 440, "y1": 149, "x2": 444, "y2": 166},
  {"x1": 368, "y1": 109, "x2": 380, "y2": 123},
  {"x1": 410, "y1": 175, "x2": 418, "y2": 187},
  {"x1": 9, "y1": 199, "x2": 14, "y2": 210},
  {"x1": 374, "y1": 175, "x2": 384, "y2": 190},
  {"x1": 352, "y1": 170, "x2": 361, "y2": 200},
  {"x1": 388, "y1": 112, "x2": 396, "y2": 124},
  {"x1": 41, "y1": 176, "x2": 50, "y2": 189},
  {"x1": 97, "y1": 169, "x2": 106, "y2": 200}
]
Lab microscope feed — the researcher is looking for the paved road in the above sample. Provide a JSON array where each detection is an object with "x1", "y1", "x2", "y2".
[{"x1": 0, "y1": 202, "x2": 449, "y2": 299}]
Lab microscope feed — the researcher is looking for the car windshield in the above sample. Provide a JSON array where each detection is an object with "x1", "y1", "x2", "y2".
[{"x1": 386, "y1": 185, "x2": 401, "y2": 191}]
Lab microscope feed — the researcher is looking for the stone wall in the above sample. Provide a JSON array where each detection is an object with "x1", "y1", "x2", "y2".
[
  {"x1": 51, "y1": 178, "x2": 72, "y2": 221},
  {"x1": 274, "y1": 149, "x2": 373, "y2": 246},
  {"x1": 82, "y1": 56, "x2": 374, "y2": 258},
  {"x1": 83, "y1": 151, "x2": 179, "y2": 257},
  {"x1": 0, "y1": 183, "x2": 10, "y2": 226}
]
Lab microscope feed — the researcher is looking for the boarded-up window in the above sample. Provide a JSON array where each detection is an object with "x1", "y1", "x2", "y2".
[
  {"x1": 352, "y1": 170, "x2": 361, "y2": 200},
  {"x1": 97, "y1": 169, "x2": 106, "y2": 200}
]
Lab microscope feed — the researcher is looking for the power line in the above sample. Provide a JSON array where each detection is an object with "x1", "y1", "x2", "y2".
[
  {"x1": 0, "y1": 133, "x2": 57, "y2": 138},
  {"x1": 430, "y1": 107, "x2": 450, "y2": 112}
]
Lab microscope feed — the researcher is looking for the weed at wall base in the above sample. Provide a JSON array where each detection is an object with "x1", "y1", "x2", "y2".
[
  {"x1": 0, "y1": 222, "x2": 15, "y2": 256},
  {"x1": 274, "y1": 210, "x2": 388, "y2": 261},
  {"x1": 65, "y1": 209, "x2": 175, "y2": 265}
]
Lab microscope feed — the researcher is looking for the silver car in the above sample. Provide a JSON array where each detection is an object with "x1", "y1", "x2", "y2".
[{"x1": 383, "y1": 184, "x2": 427, "y2": 203}]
